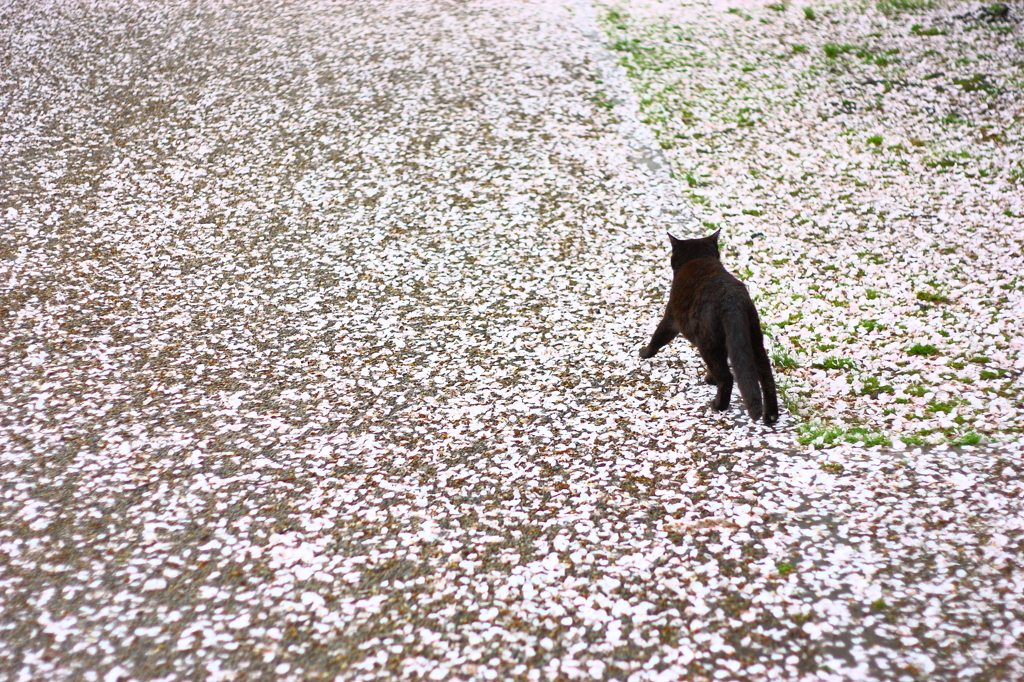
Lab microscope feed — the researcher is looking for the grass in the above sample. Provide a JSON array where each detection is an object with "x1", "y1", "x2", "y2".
[
  {"x1": 926, "y1": 398, "x2": 962, "y2": 414},
  {"x1": 926, "y1": 156, "x2": 968, "y2": 169},
  {"x1": 824, "y1": 43, "x2": 856, "y2": 59},
  {"x1": 684, "y1": 172, "x2": 706, "y2": 187},
  {"x1": 599, "y1": 0, "x2": 1021, "y2": 449},
  {"x1": 812, "y1": 355, "x2": 855, "y2": 371},
  {"x1": 907, "y1": 343, "x2": 939, "y2": 357},
  {"x1": 1010, "y1": 161, "x2": 1024, "y2": 183},
  {"x1": 900, "y1": 433, "x2": 927, "y2": 446},
  {"x1": 901, "y1": 428, "x2": 986, "y2": 447},
  {"x1": 953, "y1": 75, "x2": 998, "y2": 94},
  {"x1": 776, "y1": 377, "x2": 807, "y2": 418},
  {"x1": 771, "y1": 344, "x2": 800, "y2": 369},
  {"x1": 879, "y1": 0, "x2": 934, "y2": 13},
  {"x1": 798, "y1": 422, "x2": 891, "y2": 447},
  {"x1": 916, "y1": 290, "x2": 951, "y2": 304},
  {"x1": 951, "y1": 432, "x2": 983, "y2": 446},
  {"x1": 859, "y1": 376, "x2": 894, "y2": 396},
  {"x1": 776, "y1": 561, "x2": 796, "y2": 576}
]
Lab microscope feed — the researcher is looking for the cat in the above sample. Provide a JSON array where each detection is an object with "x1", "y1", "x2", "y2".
[{"x1": 639, "y1": 230, "x2": 779, "y2": 425}]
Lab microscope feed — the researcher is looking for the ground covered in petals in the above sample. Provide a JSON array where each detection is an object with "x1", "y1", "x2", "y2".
[
  {"x1": 599, "y1": 0, "x2": 1024, "y2": 448},
  {"x1": 0, "y1": 1, "x2": 1022, "y2": 681}
]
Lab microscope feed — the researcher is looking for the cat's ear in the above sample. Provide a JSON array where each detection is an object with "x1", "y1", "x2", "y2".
[
  {"x1": 668, "y1": 232, "x2": 680, "y2": 246},
  {"x1": 710, "y1": 228, "x2": 721, "y2": 242}
]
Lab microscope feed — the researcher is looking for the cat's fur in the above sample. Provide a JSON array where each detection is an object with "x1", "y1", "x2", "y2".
[{"x1": 639, "y1": 230, "x2": 778, "y2": 425}]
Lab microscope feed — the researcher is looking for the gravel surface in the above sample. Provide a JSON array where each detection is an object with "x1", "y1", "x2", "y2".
[{"x1": 0, "y1": 1, "x2": 1022, "y2": 681}]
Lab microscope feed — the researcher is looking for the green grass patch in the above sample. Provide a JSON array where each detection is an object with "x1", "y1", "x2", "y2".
[
  {"x1": 859, "y1": 376, "x2": 894, "y2": 397},
  {"x1": 879, "y1": 0, "x2": 934, "y2": 13},
  {"x1": 926, "y1": 398, "x2": 962, "y2": 414},
  {"x1": 1010, "y1": 161, "x2": 1024, "y2": 183},
  {"x1": 812, "y1": 356, "x2": 856, "y2": 371},
  {"x1": 604, "y1": 8, "x2": 626, "y2": 25},
  {"x1": 803, "y1": 6, "x2": 816, "y2": 20},
  {"x1": 927, "y1": 157, "x2": 959, "y2": 168},
  {"x1": 824, "y1": 43, "x2": 856, "y2": 59},
  {"x1": 611, "y1": 38, "x2": 643, "y2": 53},
  {"x1": 775, "y1": 377, "x2": 806, "y2": 416},
  {"x1": 951, "y1": 431, "x2": 982, "y2": 446},
  {"x1": 684, "y1": 172, "x2": 707, "y2": 187},
  {"x1": 772, "y1": 345, "x2": 799, "y2": 369},
  {"x1": 953, "y1": 74, "x2": 999, "y2": 94},
  {"x1": 907, "y1": 343, "x2": 939, "y2": 356},
  {"x1": 916, "y1": 290, "x2": 951, "y2": 304},
  {"x1": 799, "y1": 422, "x2": 891, "y2": 447},
  {"x1": 776, "y1": 561, "x2": 796, "y2": 576}
]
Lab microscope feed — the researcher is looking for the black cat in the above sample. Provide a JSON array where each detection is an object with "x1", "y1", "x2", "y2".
[{"x1": 639, "y1": 230, "x2": 778, "y2": 425}]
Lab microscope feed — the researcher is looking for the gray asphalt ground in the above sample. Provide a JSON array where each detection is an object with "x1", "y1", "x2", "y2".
[{"x1": 1, "y1": 1, "x2": 1021, "y2": 681}]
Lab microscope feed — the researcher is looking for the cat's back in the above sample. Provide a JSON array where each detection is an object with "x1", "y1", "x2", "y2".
[
  {"x1": 672, "y1": 256, "x2": 742, "y2": 293},
  {"x1": 670, "y1": 257, "x2": 751, "y2": 313}
]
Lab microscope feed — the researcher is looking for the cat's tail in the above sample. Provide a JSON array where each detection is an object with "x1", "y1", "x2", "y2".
[
  {"x1": 723, "y1": 308, "x2": 765, "y2": 423},
  {"x1": 753, "y1": 331, "x2": 779, "y2": 426}
]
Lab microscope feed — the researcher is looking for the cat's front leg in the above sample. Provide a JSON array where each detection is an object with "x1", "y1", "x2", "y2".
[{"x1": 639, "y1": 316, "x2": 678, "y2": 359}]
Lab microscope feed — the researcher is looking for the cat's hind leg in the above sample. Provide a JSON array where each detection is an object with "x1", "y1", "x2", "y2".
[
  {"x1": 639, "y1": 316, "x2": 679, "y2": 359},
  {"x1": 700, "y1": 345, "x2": 733, "y2": 411}
]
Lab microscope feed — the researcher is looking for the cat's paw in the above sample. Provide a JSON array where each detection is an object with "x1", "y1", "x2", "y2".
[
  {"x1": 710, "y1": 397, "x2": 729, "y2": 412},
  {"x1": 638, "y1": 346, "x2": 654, "y2": 359}
]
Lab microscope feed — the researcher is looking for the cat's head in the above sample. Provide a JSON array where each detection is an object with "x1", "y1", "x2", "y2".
[{"x1": 668, "y1": 229, "x2": 720, "y2": 270}]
